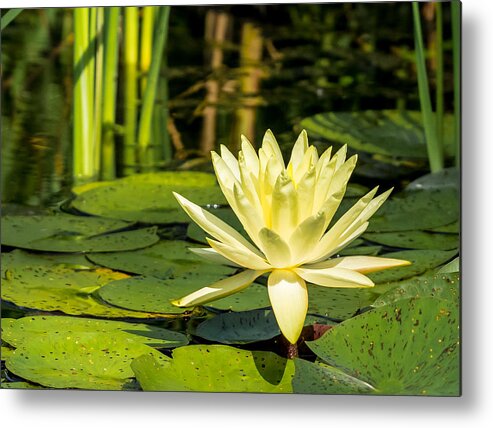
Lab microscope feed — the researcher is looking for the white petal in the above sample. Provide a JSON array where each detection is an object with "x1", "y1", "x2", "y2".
[
  {"x1": 289, "y1": 212, "x2": 326, "y2": 264},
  {"x1": 172, "y1": 269, "x2": 265, "y2": 307},
  {"x1": 271, "y1": 172, "x2": 298, "y2": 235},
  {"x1": 220, "y1": 145, "x2": 240, "y2": 180},
  {"x1": 295, "y1": 266, "x2": 374, "y2": 288},
  {"x1": 258, "y1": 228, "x2": 292, "y2": 268},
  {"x1": 262, "y1": 129, "x2": 284, "y2": 167},
  {"x1": 189, "y1": 247, "x2": 242, "y2": 268},
  {"x1": 207, "y1": 238, "x2": 272, "y2": 271},
  {"x1": 241, "y1": 135, "x2": 260, "y2": 176},
  {"x1": 268, "y1": 269, "x2": 308, "y2": 344},
  {"x1": 308, "y1": 256, "x2": 411, "y2": 273},
  {"x1": 288, "y1": 129, "x2": 309, "y2": 172},
  {"x1": 173, "y1": 192, "x2": 263, "y2": 258}
]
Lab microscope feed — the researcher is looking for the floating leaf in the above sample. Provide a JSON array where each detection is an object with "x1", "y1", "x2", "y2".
[
  {"x1": 194, "y1": 309, "x2": 335, "y2": 344},
  {"x1": 6, "y1": 332, "x2": 169, "y2": 390},
  {"x1": 97, "y1": 276, "x2": 269, "y2": 314},
  {"x1": 437, "y1": 257, "x2": 460, "y2": 274},
  {"x1": 1, "y1": 258, "x2": 163, "y2": 318},
  {"x1": 2, "y1": 249, "x2": 94, "y2": 270},
  {"x1": 2, "y1": 316, "x2": 188, "y2": 349},
  {"x1": 364, "y1": 231, "x2": 458, "y2": 250},
  {"x1": 406, "y1": 167, "x2": 459, "y2": 191},
  {"x1": 71, "y1": 181, "x2": 227, "y2": 224},
  {"x1": 300, "y1": 110, "x2": 455, "y2": 159},
  {"x1": 87, "y1": 239, "x2": 234, "y2": 279},
  {"x1": 339, "y1": 244, "x2": 382, "y2": 256},
  {"x1": 292, "y1": 359, "x2": 375, "y2": 395},
  {"x1": 367, "y1": 188, "x2": 459, "y2": 232},
  {"x1": 1, "y1": 215, "x2": 159, "y2": 252},
  {"x1": 372, "y1": 272, "x2": 460, "y2": 307},
  {"x1": 307, "y1": 297, "x2": 460, "y2": 396},
  {"x1": 131, "y1": 345, "x2": 294, "y2": 393},
  {"x1": 427, "y1": 221, "x2": 460, "y2": 234},
  {"x1": 367, "y1": 249, "x2": 457, "y2": 283}
]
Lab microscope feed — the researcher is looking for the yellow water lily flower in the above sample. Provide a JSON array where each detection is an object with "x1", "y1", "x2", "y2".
[{"x1": 172, "y1": 130, "x2": 410, "y2": 344}]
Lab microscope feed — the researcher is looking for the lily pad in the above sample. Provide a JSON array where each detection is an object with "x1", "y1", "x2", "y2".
[
  {"x1": 300, "y1": 110, "x2": 455, "y2": 159},
  {"x1": 97, "y1": 275, "x2": 269, "y2": 314},
  {"x1": 339, "y1": 244, "x2": 382, "y2": 256},
  {"x1": 372, "y1": 272, "x2": 460, "y2": 308},
  {"x1": 292, "y1": 359, "x2": 375, "y2": 395},
  {"x1": 6, "y1": 332, "x2": 169, "y2": 390},
  {"x1": 367, "y1": 249, "x2": 457, "y2": 283},
  {"x1": 2, "y1": 249, "x2": 94, "y2": 270},
  {"x1": 1, "y1": 215, "x2": 159, "y2": 252},
  {"x1": 427, "y1": 221, "x2": 460, "y2": 234},
  {"x1": 307, "y1": 297, "x2": 460, "y2": 396},
  {"x1": 194, "y1": 309, "x2": 335, "y2": 344},
  {"x1": 87, "y1": 239, "x2": 235, "y2": 279},
  {"x1": 406, "y1": 168, "x2": 459, "y2": 192},
  {"x1": 1, "y1": 260, "x2": 163, "y2": 319},
  {"x1": 363, "y1": 231, "x2": 459, "y2": 250},
  {"x1": 437, "y1": 257, "x2": 460, "y2": 274},
  {"x1": 71, "y1": 181, "x2": 227, "y2": 224},
  {"x1": 367, "y1": 188, "x2": 459, "y2": 232},
  {"x1": 187, "y1": 208, "x2": 248, "y2": 244},
  {"x1": 2, "y1": 316, "x2": 188, "y2": 349},
  {"x1": 131, "y1": 345, "x2": 294, "y2": 393}
]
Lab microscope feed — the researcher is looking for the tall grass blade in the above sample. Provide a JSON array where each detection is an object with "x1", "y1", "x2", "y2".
[
  {"x1": 1, "y1": 9, "x2": 23, "y2": 31},
  {"x1": 435, "y1": 2, "x2": 444, "y2": 154},
  {"x1": 412, "y1": 2, "x2": 443, "y2": 173},
  {"x1": 451, "y1": 0, "x2": 461, "y2": 167}
]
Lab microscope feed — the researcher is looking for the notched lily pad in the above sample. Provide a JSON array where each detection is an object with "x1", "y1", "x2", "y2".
[
  {"x1": 6, "y1": 332, "x2": 169, "y2": 390},
  {"x1": 131, "y1": 345, "x2": 294, "y2": 393},
  {"x1": 307, "y1": 297, "x2": 460, "y2": 396},
  {"x1": 1, "y1": 215, "x2": 159, "y2": 252}
]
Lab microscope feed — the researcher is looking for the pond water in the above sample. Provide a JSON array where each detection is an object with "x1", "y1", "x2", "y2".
[{"x1": 1, "y1": 3, "x2": 460, "y2": 395}]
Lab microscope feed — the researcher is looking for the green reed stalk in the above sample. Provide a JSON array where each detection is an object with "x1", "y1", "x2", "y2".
[
  {"x1": 73, "y1": 8, "x2": 95, "y2": 182},
  {"x1": 101, "y1": 7, "x2": 120, "y2": 180},
  {"x1": 451, "y1": 0, "x2": 461, "y2": 166},
  {"x1": 1, "y1": 9, "x2": 23, "y2": 31},
  {"x1": 412, "y1": 2, "x2": 443, "y2": 173},
  {"x1": 137, "y1": 6, "x2": 170, "y2": 169},
  {"x1": 92, "y1": 7, "x2": 104, "y2": 178},
  {"x1": 435, "y1": 2, "x2": 444, "y2": 154},
  {"x1": 140, "y1": 6, "x2": 155, "y2": 94},
  {"x1": 123, "y1": 7, "x2": 139, "y2": 175}
]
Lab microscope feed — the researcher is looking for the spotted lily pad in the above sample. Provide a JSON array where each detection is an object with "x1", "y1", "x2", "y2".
[
  {"x1": 1, "y1": 215, "x2": 159, "y2": 252},
  {"x1": 194, "y1": 309, "x2": 335, "y2": 344},
  {"x1": 363, "y1": 231, "x2": 458, "y2": 250},
  {"x1": 367, "y1": 249, "x2": 457, "y2": 283},
  {"x1": 300, "y1": 110, "x2": 455, "y2": 159},
  {"x1": 97, "y1": 275, "x2": 269, "y2": 314},
  {"x1": 292, "y1": 359, "x2": 375, "y2": 395},
  {"x1": 2, "y1": 249, "x2": 94, "y2": 270},
  {"x1": 372, "y1": 272, "x2": 460, "y2": 308},
  {"x1": 2, "y1": 316, "x2": 188, "y2": 349},
  {"x1": 307, "y1": 297, "x2": 460, "y2": 396},
  {"x1": 71, "y1": 181, "x2": 227, "y2": 224},
  {"x1": 1, "y1": 259, "x2": 163, "y2": 319},
  {"x1": 6, "y1": 332, "x2": 169, "y2": 390},
  {"x1": 87, "y1": 239, "x2": 234, "y2": 279},
  {"x1": 131, "y1": 345, "x2": 294, "y2": 392}
]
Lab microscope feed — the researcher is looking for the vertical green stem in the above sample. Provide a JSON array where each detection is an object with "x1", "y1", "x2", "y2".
[
  {"x1": 73, "y1": 8, "x2": 95, "y2": 182},
  {"x1": 140, "y1": 6, "x2": 155, "y2": 94},
  {"x1": 101, "y1": 7, "x2": 120, "y2": 180},
  {"x1": 137, "y1": 6, "x2": 170, "y2": 170},
  {"x1": 92, "y1": 7, "x2": 104, "y2": 179},
  {"x1": 435, "y1": 2, "x2": 444, "y2": 154},
  {"x1": 451, "y1": 0, "x2": 461, "y2": 167},
  {"x1": 412, "y1": 2, "x2": 443, "y2": 173},
  {"x1": 123, "y1": 7, "x2": 139, "y2": 175}
]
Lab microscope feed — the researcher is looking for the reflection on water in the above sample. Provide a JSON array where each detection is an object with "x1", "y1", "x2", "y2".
[{"x1": 1, "y1": 4, "x2": 453, "y2": 207}]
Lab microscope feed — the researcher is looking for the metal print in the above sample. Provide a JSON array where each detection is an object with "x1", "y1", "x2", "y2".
[{"x1": 1, "y1": 2, "x2": 460, "y2": 395}]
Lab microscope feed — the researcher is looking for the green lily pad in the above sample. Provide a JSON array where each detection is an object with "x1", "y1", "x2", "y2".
[
  {"x1": 307, "y1": 297, "x2": 460, "y2": 396},
  {"x1": 187, "y1": 208, "x2": 249, "y2": 244},
  {"x1": 367, "y1": 249, "x2": 457, "y2": 283},
  {"x1": 6, "y1": 332, "x2": 169, "y2": 390},
  {"x1": 367, "y1": 188, "x2": 459, "y2": 232},
  {"x1": 194, "y1": 309, "x2": 335, "y2": 344},
  {"x1": 438, "y1": 257, "x2": 460, "y2": 274},
  {"x1": 292, "y1": 359, "x2": 375, "y2": 395},
  {"x1": 2, "y1": 316, "x2": 188, "y2": 349},
  {"x1": 71, "y1": 181, "x2": 227, "y2": 224},
  {"x1": 1, "y1": 345, "x2": 15, "y2": 360},
  {"x1": 363, "y1": 231, "x2": 459, "y2": 250},
  {"x1": 1, "y1": 215, "x2": 159, "y2": 252},
  {"x1": 307, "y1": 285, "x2": 378, "y2": 320},
  {"x1": 0, "y1": 381, "x2": 42, "y2": 389},
  {"x1": 427, "y1": 221, "x2": 460, "y2": 234},
  {"x1": 131, "y1": 345, "x2": 294, "y2": 393},
  {"x1": 372, "y1": 272, "x2": 460, "y2": 308},
  {"x1": 87, "y1": 239, "x2": 235, "y2": 279},
  {"x1": 1, "y1": 259, "x2": 163, "y2": 319},
  {"x1": 406, "y1": 168, "x2": 459, "y2": 192},
  {"x1": 339, "y1": 244, "x2": 382, "y2": 256},
  {"x1": 300, "y1": 110, "x2": 455, "y2": 159},
  {"x1": 2, "y1": 249, "x2": 94, "y2": 271},
  {"x1": 97, "y1": 275, "x2": 269, "y2": 314}
]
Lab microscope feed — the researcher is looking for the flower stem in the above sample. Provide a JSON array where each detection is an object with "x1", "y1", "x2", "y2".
[{"x1": 286, "y1": 343, "x2": 299, "y2": 359}]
